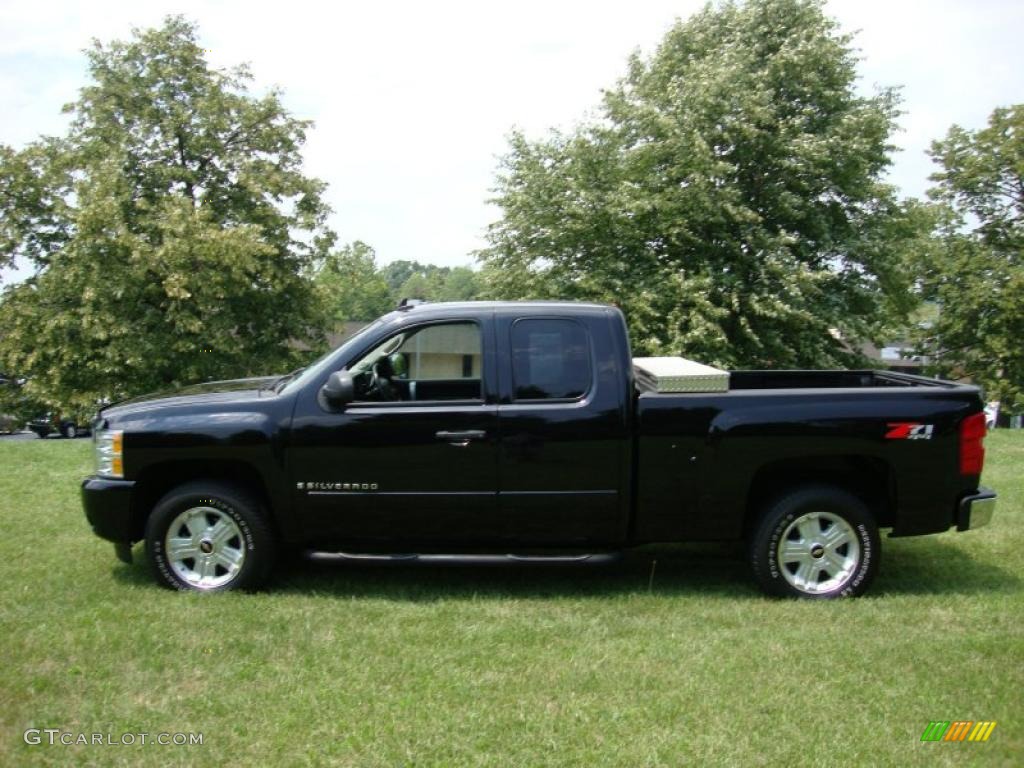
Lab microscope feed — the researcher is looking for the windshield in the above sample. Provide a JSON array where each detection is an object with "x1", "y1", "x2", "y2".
[{"x1": 275, "y1": 319, "x2": 385, "y2": 395}]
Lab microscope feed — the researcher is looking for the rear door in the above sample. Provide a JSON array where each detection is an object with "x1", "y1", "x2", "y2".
[{"x1": 494, "y1": 311, "x2": 631, "y2": 545}]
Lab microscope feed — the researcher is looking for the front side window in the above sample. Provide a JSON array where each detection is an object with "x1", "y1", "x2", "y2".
[
  {"x1": 511, "y1": 319, "x2": 591, "y2": 401},
  {"x1": 349, "y1": 322, "x2": 482, "y2": 402}
]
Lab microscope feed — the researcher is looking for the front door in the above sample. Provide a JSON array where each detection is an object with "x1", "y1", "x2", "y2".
[{"x1": 289, "y1": 319, "x2": 501, "y2": 547}]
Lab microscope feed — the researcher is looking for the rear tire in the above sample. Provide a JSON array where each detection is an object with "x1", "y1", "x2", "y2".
[
  {"x1": 61, "y1": 423, "x2": 77, "y2": 439},
  {"x1": 145, "y1": 480, "x2": 276, "y2": 592},
  {"x1": 750, "y1": 485, "x2": 880, "y2": 599}
]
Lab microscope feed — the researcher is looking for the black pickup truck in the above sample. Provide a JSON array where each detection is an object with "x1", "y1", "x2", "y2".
[{"x1": 82, "y1": 301, "x2": 996, "y2": 598}]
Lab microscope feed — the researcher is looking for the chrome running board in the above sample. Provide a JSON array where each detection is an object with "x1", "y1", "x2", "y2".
[{"x1": 306, "y1": 551, "x2": 622, "y2": 566}]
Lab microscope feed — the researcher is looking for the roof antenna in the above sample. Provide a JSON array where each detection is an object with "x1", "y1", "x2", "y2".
[{"x1": 397, "y1": 298, "x2": 426, "y2": 310}]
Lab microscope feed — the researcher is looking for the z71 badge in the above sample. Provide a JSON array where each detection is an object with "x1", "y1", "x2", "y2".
[{"x1": 885, "y1": 423, "x2": 934, "y2": 440}]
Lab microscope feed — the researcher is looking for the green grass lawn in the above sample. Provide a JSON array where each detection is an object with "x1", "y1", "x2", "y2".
[{"x1": 1, "y1": 434, "x2": 1021, "y2": 766}]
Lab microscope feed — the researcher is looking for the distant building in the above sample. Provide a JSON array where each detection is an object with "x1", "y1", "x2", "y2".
[
  {"x1": 327, "y1": 321, "x2": 480, "y2": 379},
  {"x1": 859, "y1": 341, "x2": 928, "y2": 374},
  {"x1": 324, "y1": 322, "x2": 373, "y2": 350}
]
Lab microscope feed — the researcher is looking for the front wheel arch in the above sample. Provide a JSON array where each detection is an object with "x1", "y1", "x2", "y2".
[{"x1": 129, "y1": 460, "x2": 280, "y2": 543}]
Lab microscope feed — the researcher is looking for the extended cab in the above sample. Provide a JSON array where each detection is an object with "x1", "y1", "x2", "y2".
[{"x1": 81, "y1": 301, "x2": 996, "y2": 598}]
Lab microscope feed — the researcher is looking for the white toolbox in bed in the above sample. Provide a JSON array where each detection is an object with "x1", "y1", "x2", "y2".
[{"x1": 633, "y1": 357, "x2": 730, "y2": 393}]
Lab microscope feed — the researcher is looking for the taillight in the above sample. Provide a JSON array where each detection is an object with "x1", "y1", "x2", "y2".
[{"x1": 959, "y1": 412, "x2": 986, "y2": 476}]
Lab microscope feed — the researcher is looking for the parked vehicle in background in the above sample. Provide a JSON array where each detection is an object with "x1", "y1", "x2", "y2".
[
  {"x1": 0, "y1": 373, "x2": 45, "y2": 434},
  {"x1": 28, "y1": 413, "x2": 92, "y2": 439},
  {"x1": 81, "y1": 300, "x2": 996, "y2": 598}
]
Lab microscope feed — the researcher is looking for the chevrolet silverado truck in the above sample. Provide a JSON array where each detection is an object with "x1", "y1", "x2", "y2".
[{"x1": 81, "y1": 301, "x2": 996, "y2": 598}]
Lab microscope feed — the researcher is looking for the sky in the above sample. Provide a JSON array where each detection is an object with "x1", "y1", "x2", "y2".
[{"x1": 1, "y1": 0, "x2": 1022, "y2": 285}]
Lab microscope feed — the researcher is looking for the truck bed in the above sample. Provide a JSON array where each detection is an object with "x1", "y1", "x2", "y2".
[
  {"x1": 633, "y1": 367, "x2": 962, "y2": 394},
  {"x1": 632, "y1": 370, "x2": 983, "y2": 543},
  {"x1": 724, "y1": 369, "x2": 958, "y2": 390}
]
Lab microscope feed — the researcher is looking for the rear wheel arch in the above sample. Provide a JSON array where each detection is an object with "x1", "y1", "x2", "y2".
[{"x1": 742, "y1": 454, "x2": 895, "y2": 537}]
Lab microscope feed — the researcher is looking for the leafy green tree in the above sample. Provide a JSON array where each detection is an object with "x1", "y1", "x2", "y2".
[
  {"x1": 0, "y1": 373, "x2": 42, "y2": 425},
  {"x1": 434, "y1": 266, "x2": 482, "y2": 301},
  {"x1": 396, "y1": 270, "x2": 443, "y2": 303},
  {"x1": 380, "y1": 260, "x2": 430, "y2": 296},
  {"x1": 916, "y1": 105, "x2": 1024, "y2": 409},
  {"x1": 0, "y1": 17, "x2": 334, "y2": 413},
  {"x1": 382, "y1": 260, "x2": 482, "y2": 304},
  {"x1": 315, "y1": 241, "x2": 392, "y2": 323},
  {"x1": 480, "y1": 0, "x2": 918, "y2": 366},
  {"x1": 0, "y1": 141, "x2": 72, "y2": 271}
]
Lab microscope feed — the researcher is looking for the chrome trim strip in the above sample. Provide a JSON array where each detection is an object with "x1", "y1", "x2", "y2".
[
  {"x1": 307, "y1": 490, "x2": 495, "y2": 497},
  {"x1": 500, "y1": 490, "x2": 618, "y2": 496},
  {"x1": 306, "y1": 490, "x2": 617, "y2": 497}
]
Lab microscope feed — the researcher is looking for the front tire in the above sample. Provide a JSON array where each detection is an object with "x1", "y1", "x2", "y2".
[
  {"x1": 750, "y1": 485, "x2": 880, "y2": 599},
  {"x1": 145, "y1": 481, "x2": 276, "y2": 592},
  {"x1": 62, "y1": 423, "x2": 77, "y2": 439}
]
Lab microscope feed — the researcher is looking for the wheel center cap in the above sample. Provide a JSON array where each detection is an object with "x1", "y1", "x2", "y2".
[
  {"x1": 810, "y1": 544, "x2": 825, "y2": 559},
  {"x1": 199, "y1": 540, "x2": 214, "y2": 554}
]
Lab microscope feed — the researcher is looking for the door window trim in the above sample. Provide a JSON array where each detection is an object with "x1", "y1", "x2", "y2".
[{"x1": 345, "y1": 319, "x2": 486, "y2": 407}]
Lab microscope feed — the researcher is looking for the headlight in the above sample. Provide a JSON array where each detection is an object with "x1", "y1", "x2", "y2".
[{"x1": 94, "y1": 429, "x2": 124, "y2": 478}]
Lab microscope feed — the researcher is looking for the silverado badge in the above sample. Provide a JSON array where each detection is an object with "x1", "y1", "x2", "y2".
[{"x1": 297, "y1": 482, "x2": 379, "y2": 491}]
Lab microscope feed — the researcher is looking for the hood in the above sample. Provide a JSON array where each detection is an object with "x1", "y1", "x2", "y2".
[{"x1": 100, "y1": 376, "x2": 280, "y2": 419}]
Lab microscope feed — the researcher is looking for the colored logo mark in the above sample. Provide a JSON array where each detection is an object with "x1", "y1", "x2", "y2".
[
  {"x1": 885, "y1": 422, "x2": 934, "y2": 440},
  {"x1": 921, "y1": 721, "x2": 997, "y2": 742}
]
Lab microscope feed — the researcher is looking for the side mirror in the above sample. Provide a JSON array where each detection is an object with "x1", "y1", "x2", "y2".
[{"x1": 321, "y1": 371, "x2": 355, "y2": 405}]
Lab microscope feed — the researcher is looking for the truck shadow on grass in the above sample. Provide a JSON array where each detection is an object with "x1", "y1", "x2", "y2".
[
  {"x1": 280, "y1": 544, "x2": 757, "y2": 600},
  {"x1": 113, "y1": 538, "x2": 1019, "y2": 600},
  {"x1": 871, "y1": 537, "x2": 1021, "y2": 596},
  {"x1": 280, "y1": 537, "x2": 1021, "y2": 600}
]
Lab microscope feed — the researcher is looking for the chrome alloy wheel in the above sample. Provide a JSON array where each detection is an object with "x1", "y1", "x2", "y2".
[
  {"x1": 165, "y1": 506, "x2": 246, "y2": 589},
  {"x1": 777, "y1": 511, "x2": 861, "y2": 595}
]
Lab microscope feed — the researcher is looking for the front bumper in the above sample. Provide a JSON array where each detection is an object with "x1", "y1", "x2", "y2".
[
  {"x1": 81, "y1": 476, "x2": 137, "y2": 543},
  {"x1": 956, "y1": 487, "x2": 997, "y2": 532}
]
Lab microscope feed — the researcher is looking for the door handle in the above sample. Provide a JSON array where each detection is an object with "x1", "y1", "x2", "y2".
[{"x1": 435, "y1": 430, "x2": 486, "y2": 446}]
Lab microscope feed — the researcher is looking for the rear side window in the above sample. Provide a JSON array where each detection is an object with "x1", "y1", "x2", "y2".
[{"x1": 511, "y1": 319, "x2": 591, "y2": 401}]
